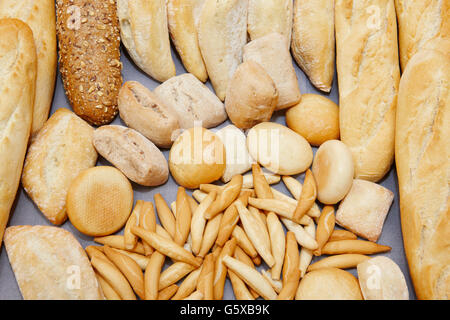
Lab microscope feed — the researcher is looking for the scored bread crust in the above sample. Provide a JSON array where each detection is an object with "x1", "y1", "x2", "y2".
[{"x1": 56, "y1": 0, "x2": 122, "y2": 126}]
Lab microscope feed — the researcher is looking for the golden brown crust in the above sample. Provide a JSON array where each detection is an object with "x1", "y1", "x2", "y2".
[{"x1": 56, "y1": 0, "x2": 122, "y2": 126}]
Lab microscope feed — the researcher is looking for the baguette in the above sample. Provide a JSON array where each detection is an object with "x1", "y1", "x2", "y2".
[
  {"x1": 335, "y1": 0, "x2": 400, "y2": 182},
  {"x1": 395, "y1": 45, "x2": 450, "y2": 300},
  {"x1": 0, "y1": 0, "x2": 57, "y2": 135},
  {"x1": 291, "y1": 0, "x2": 335, "y2": 92},
  {"x1": 0, "y1": 19, "x2": 37, "y2": 246},
  {"x1": 117, "y1": 0, "x2": 175, "y2": 82},
  {"x1": 56, "y1": 0, "x2": 122, "y2": 126}
]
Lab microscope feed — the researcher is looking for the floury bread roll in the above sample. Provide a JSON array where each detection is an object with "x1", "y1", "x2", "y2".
[
  {"x1": 0, "y1": 0, "x2": 57, "y2": 136},
  {"x1": 197, "y1": 0, "x2": 248, "y2": 101},
  {"x1": 0, "y1": 19, "x2": 37, "y2": 247},
  {"x1": 4, "y1": 226, "x2": 104, "y2": 300},
  {"x1": 395, "y1": 0, "x2": 450, "y2": 71},
  {"x1": 395, "y1": 46, "x2": 450, "y2": 300},
  {"x1": 291, "y1": 0, "x2": 335, "y2": 92},
  {"x1": 56, "y1": 0, "x2": 122, "y2": 126},
  {"x1": 118, "y1": 0, "x2": 176, "y2": 82},
  {"x1": 335, "y1": 0, "x2": 400, "y2": 182}
]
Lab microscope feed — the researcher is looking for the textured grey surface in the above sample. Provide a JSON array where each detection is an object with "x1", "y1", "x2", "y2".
[{"x1": 0, "y1": 43, "x2": 416, "y2": 300}]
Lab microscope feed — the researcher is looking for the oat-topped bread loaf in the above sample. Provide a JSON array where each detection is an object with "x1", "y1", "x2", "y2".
[{"x1": 56, "y1": 0, "x2": 122, "y2": 126}]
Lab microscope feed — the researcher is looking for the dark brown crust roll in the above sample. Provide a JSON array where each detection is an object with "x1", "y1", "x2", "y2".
[{"x1": 56, "y1": 0, "x2": 122, "y2": 126}]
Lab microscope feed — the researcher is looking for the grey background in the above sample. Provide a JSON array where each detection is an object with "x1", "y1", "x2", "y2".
[{"x1": 0, "y1": 41, "x2": 416, "y2": 300}]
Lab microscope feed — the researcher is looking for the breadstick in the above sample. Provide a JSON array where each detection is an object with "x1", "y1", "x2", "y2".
[
  {"x1": 213, "y1": 238, "x2": 237, "y2": 300},
  {"x1": 292, "y1": 170, "x2": 317, "y2": 223},
  {"x1": 321, "y1": 240, "x2": 392, "y2": 255},
  {"x1": 223, "y1": 256, "x2": 278, "y2": 300},
  {"x1": 144, "y1": 252, "x2": 165, "y2": 300},
  {"x1": 94, "y1": 235, "x2": 145, "y2": 255},
  {"x1": 171, "y1": 201, "x2": 177, "y2": 216},
  {"x1": 154, "y1": 193, "x2": 176, "y2": 238},
  {"x1": 299, "y1": 221, "x2": 316, "y2": 278},
  {"x1": 249, "y1": 205, "x2": 267, "y2": 227},
  {"x1": 191, "y1": 191, "x2": 217, "y2": 255},
  {"x1": 235, "y1": 200, "x2": 275, "y2": 267},
  {"x1": 91, "y1": 256, "x2": 136, "y2": 300},
  {"x1": 103, "y1": 246, "x2": 145, "y2": 299},
  {"x1": 281, "y1": 218, "x2": 318, "y2": 250},
  {"x1": 261, "y1": 269, "x2": 283, "y2": 294},
  {"x1": 85, "y1": 245, "x2": 107, "y2": 261},
  {"x1": 232, "y1": 225, "x2": 258, "y2": 258},
  {"x1": 111, "y1": 248, "x2": 150, "y2": 270},
  {"x1": 199, "y1": 184, "x2": 222, "y2": 194},
  {"x1": 139, "y1": 201, "x2": 157, "y2": 255},
  {"x1": 244, "y1": 171, "x2": 281, "y2": 190},
  {"x1": 228, "y1": 270, "x2": 255, "y2": 300},
  {"x1": 252, "y1": 164, "x2": 274, "y2": 199},
  {"x1": 156, "y1": 224, "x2": 173, "y2": 240},
  {"x1": 174, "y1": 187, "x2": 192, "y2": 246},
  {"x1": 234, "y1": 246, "x2": 260, "y2": 299},
  {"x1": 197, "y1": 253, "x2": 215, "y2": 300},
  {"x1": 252, "y1": 255, "x2": 262, "y2": 266},
  {"x1": 307, "y1": 254, "x2": 370, "y2": 272},
  {"x1": 329, "y1": 229, "x2": 357, "y2": 242},
  {"x1": 314, "y1": 206, "x2": 335, "y2": 256},
  {"x1": 198, "y1": 213, "x2": 223, "y2": 257},
  {"x1": 204, "y1": 175, "x2": 243, "y2": 219},
  {"x1": 187, "y1": 196, "x2": 199, "y2": 213},
  {"x1": 131, "y1": 226, "x2": 201, "y2": 267},
  {"x1": 172, "y1": 267, "x2": 202, "y2": 300},
  {"x1": 95, "y1": 272, "x2": 121, "y2": 300},
  {"x1": 159, "y1": 262, "x2": 196, "y2": 290},
  {"x1": 158, "y1": 284, "x2": 179, "y2": 300},
  {"x1": 266, "y1": 212, "x2": 285, "y2": 281},
  {"x1": 183, "y1": 290, "x2": 204, "y2": 300},
  {"x1": 124, "y1": 201, "x2": 142, "y2": 250},
  {"x1": 278, "y1": 232, "x2": 300, "y2": 300},
  {"x1": 277, "y1": 275, "x2": 300, "y2": 300},
  {"x1": 248, "y1": 197, "x2": 295, "y2": 220},
  {"x1": 272, "y1": 184, "x2": 321, "y2": 219},
  {"x1": 282, "y1": 175, "x2": 302, "y2": 199}
]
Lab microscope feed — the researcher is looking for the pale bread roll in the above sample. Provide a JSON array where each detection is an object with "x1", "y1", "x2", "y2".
[
  {"x1": 335, "y1": 0, "x2": 400, "y2": 182},
  {"x1": 4, "y1": 225, "x2": 104, "y2": 300},
  {"x1": 395, "y1": 45, "x2": 450, "y2": 300},
  {"x1": 197, "y1": 0, "x2": 248, "y2": 101},
  {"x1": 0, "y1": 0, "x2": 57, "y2": 135},
  {"x1": 22, "y1": 109, "x2": 98, "y2": 225},
  {"x1": 0, "y1": 19, "x2": 36, "y2": 246}
]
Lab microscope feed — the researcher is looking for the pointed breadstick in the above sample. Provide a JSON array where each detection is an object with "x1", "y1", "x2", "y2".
[
  {"x1": 111, "y1": 248, "x2": 150, "y2": 270},
  {"x1": 159, "y1": 262, "x2": 196, "y2": 290},
  {"x1": 96, "y1": 272, "x2": 121, "y2": 300},
  {"x1": 158, "y1": 284, "x2": 178, "y2": 300},
  {"x1": 267, "y1": 212, "x2": 285, "y2": 280},
  {"x1": 307, "y1": 254, "x2": 370, "y2": 272},
  {"x1": 174, "y1": 187, "x2": 192, "y2": 246},
  {"x1": 234, "y1": 246, "x2": 259, "y2": 299},
  {"x1": 154, "y1": 193, "x2": 176, "y2": 238},
  {"x1": 329, "y1": 229, "x2": 358, "y2": 242},
  {"x1": 184, "y1": 233, "x2": 193, "y2": 253},
  {"x1": 85, "y1": 245, "x2": 107, "y2": 261},
  {"x1": 131, "y1": 226, "x2": 201, "y2": 267},
  {"x1": 223, "y1": 255, "x2": 278, "y2": 300},
  {"x1": 172, "y1": 267, "x2": 202, "y2": 300},
  {"x1": 248, "y1": 197, "x2": 295, "y2": 220},
  {"x1": 170, "y1": 201, "x2": 177, "y2": 216},
  {"x1": 198, "y1": 213, "x2": 223, "y2": 257},
  {"x1": 228, "y1": 270, "x2": 255, "y2": 300},
  {"x1": 292, "y1": 170, "x2": 317, "y2": 223},
  {"x1": 277, "y1": 272, "x2": 300, "y2": 300},
  {"x1": 191, "y1": 191, "x2": 217, "y2": 255},
  {"x1": 252, "y1": 163, "x2": 274, "y2": 199},
  {"x1": 235, "y1": 200, "x2": 275, "y2": 268},
  {"x1": 281, "y1": 218, "x2": 318, "y2": 250},
  {"x1": 249, "y1": 205, "x2": 267, "y2": 227},
  {"x1": 213, "y1": 237, "x2": 237, "y2": 300},
  {"x1": 232, "y1": 225, "x2": 258, "y2": 259},
  {"x1": 197, "y1": 253, "x2": 215, "y2": 300},
  {"x1": 313, "y1": 205, "x2": 335, "y2": 256},
  {"x1": 103, "y1": 245, "x2": 145, "y2": 299},
  {"x1": 124, "y1": 200, "x2": 142, "y2": 250},
  {"x1": 273, "y1": 182, "x2": 321, "y2": 218},
  {"x1": 192, "y1": 189, "x2": 209, "y2": 203},
  {"x1": 252, "y1": 255, "x2": 262, "y2": 266},
  {"x1": 156, "y1": 224, "x2": 173, "y2": 240},
  {"x1": 91, "y1": 255, "x2": 136, "y2": 300},
  {"x1": 282, "y1": 175, "x2": 302, "y2": 199},
  {"x1": 271, "y1": 187, "x2": 298, "y2": 205},
  {"x1": 204, "y1": 175, "x2": 243, "y2": 219},
  {"x1": 183, "y1": 290, "x2": 203, "y2": 300},
  {"x1": 261, "y1": 269, "x2": 283, "y2": 294},
  {"x1": 144, "y1": 252, "x2": 165, "y2": 300},
  {"x1": 244, "y1": 170, "x2": 281, "y2": 189},
  {"x1": 321, "y1": 240, "x2": 392, "y2": 255},
  {"x1": 199, "y1": 184, "x2": 223, "y2": 194},
  {"x1": 299, "y1": 221, "x2": 316, "y2": 278},
  {"x1": 139, "y1": 201, "x2": 157, "y2": 255},
  {"x1": 187, "y1": 196, "x2": 199, "y2": 212},
  {"x1": 94, "y1": 235, "x2": 146, "y2": 255},
  {"x1": 278, "y1": 232, "x2": 300, "y2": 300}
]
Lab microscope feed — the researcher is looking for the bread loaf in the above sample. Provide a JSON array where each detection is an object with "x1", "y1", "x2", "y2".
[
  {"x1": 56, "y1": 0, "x2": 122, "y2": 126},
  {"x1": 335, "y1": 0, "x2": 400, "y2": 182},
  {"x1": 395, "y1": 45, "x2": 449, "y2": 300},
  {"x1": 0, "y1": 0, "x2": 57, "y2": 136},
  {"x1": 118, "y1": 0, "x2": 176, "y2": 82},
  {"x1": 0, "y1": 19, "x2": 37, "y2": 247},
  {"x1": 395, "y1": 0, "x2": 450, "y2": 71},
  {"x1": 291, "y1": 0, "x2": 335, "y2": 92},
  {"x1": 22, "y1": 109, "x2": 98, "y2": 225}
]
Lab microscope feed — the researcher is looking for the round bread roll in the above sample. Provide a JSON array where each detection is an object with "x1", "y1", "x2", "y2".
[
  {"x1": 225, "y1": 61, "x2": 278, "y2": 129},
  {"x1": 247, "y1": 122, "x2": 313, "y2": 175},
  {"x1": 67, "y1": 166, "x2": 134, "y2": 236},
  {"x1": 286, "y1": 94, "x2": 339, "y2": 146},
  {"x1": 312, "y1": 140, "x2": 354, "y2": 204},
  {"x1": 169, "y1": 127, "x2": 226, "y2": 189},
  {"x1": 296, "y1": 268, "x2": 363, "y2": 300}
]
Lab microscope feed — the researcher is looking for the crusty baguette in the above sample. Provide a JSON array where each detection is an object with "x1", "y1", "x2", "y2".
[
  {"x1": 247, "y1": 0, "x2": 293, "y2": 48},
  {"x1": 197, "y1": 0, "x2": 248, "y2": 101},
  {"x1": 0, "y1": 0, "x2": 57, "y2": 136},
  {"x1": 118, "y1": 0, "x2": 176, "y2": 82},
  {"x1": 395, "y1": 0, "x2": 450, "y2": 71},
  {"x1": 291, "y1": 0, "x2": 335, "y2": 92},
  {"x1": 335, "y1": 0, "x2": 400, "y2": 182},
  {"x1": 4, "y1": 226, "x2": 104, "y2": 300},
  {"x1": 395, "y1": 45, "x2": 450, "y2": 300},
  {"x1": 56, "y1": 0, "x2": 122, "y2": 126},
  {"x1": 167, "y1": 0, "x2": 208, "y2": 82},
  {"x1": 0, "y1": 19, "x2": 36, "y2": 247}
]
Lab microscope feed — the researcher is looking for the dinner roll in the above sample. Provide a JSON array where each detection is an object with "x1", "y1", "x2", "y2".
[
  {"x1": 286, "y1": 94, "x2": 339, "y2": 146},
  {"x1": 67, "y1": 166, "x2": 134, "y2": 236}
]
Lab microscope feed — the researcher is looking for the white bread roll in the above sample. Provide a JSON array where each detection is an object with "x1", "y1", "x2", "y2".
[
  {"x1": 335, "y1": 0, "x2": 400, "y2": 182},
  {"x1": 395, "y1": 45, "x2": 450, "y2": 300},
  {"x1": 0, "y1": 19, "x2": 36, "y2": 247},
  {"x1": 0, "y1": 0, "x2": 57, "y2": 136}
]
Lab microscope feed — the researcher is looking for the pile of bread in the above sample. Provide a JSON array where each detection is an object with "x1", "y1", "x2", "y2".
[{"x1": 0, "y1": 0, "x2": 448, "y2": 301}]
